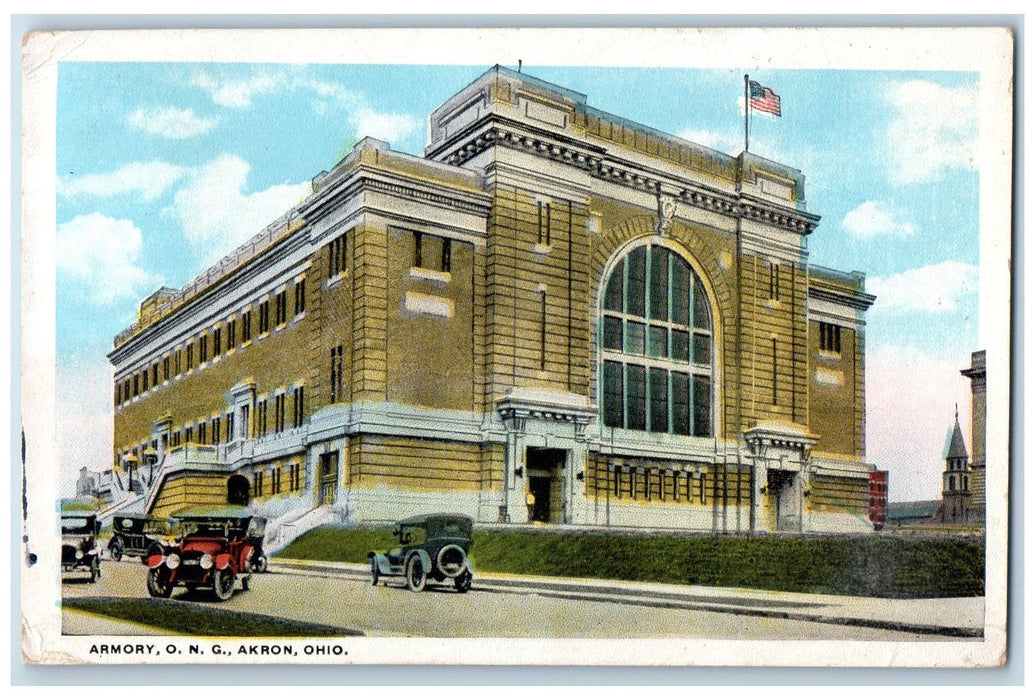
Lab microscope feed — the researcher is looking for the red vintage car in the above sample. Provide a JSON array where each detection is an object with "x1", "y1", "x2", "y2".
[{"x1": 146, "y1": 506, "x2": 264, "y2": 601}]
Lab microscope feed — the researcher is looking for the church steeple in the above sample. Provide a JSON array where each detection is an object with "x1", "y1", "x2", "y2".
[
  {"x1": 939, "y1": 407, "x2": 971, "y2": 523},
  {"x1": 945, "y1": 405, "x2": 969, "y2": 463}
]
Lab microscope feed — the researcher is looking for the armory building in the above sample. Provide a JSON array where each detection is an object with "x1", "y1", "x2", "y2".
[{"x1": 109, "y1": 66, "x2": 882, "y2": 534}]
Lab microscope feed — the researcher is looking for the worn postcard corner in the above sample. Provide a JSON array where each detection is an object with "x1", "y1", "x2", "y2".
[{"x1": 19, "y1": 25, "x2": 1013, "y2": 669}]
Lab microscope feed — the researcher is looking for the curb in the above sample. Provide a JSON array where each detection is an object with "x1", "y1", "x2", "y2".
[{"x1": 269, "y1": 558, "x2": 983, "y2": 639}]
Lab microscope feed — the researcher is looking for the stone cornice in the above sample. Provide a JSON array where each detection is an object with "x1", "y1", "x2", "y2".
[
  {"x1": 807, "y1": 285, "x2": 876, "y2": 311},
  {"x1": 436, "y1": 116, "x2": 820, "y2": 236}
]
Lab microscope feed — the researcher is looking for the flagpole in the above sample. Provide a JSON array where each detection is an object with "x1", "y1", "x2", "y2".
[{"x1": 744, "y1": 74, "x2": 750, "y2": 153}]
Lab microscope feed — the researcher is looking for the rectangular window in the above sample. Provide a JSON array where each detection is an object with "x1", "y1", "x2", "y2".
[
  {"x1": 133, "y1": 374, "x2": 139, "y2": 397},
  {"x1": 693, "y1": 375, "x2": 712, "y2": 437},
  {"x1": 186, "y1": 343, "x2": 194, "y2": 370},
  {"x1": 671, "y1": 329, "x2": 690, "y2": 363},
  {"x1": 769, "y1": 261, "x2": 780, "y2": 300},
  {"x1": 152, "y1": 363, "x2": 159, "y2": 387},
  {"x1": 329, "y1": 232, "x2": 347, "y2": 277},
  {"x1": 255, "y1": 471, "x2": 263, "y2": 497},
  {"x1": 819, "y1": 322, "x2": 842, "y2": 354},
  {"x1": 258, "y1": 300, "x2": 270, "y2": 334},
  {"x1": 198, "y1": 422, "x2": 207, "y2": 445},
  {"x1": 440, "y1": 237, "x2": 452, "y2": 273},
  {"x1": 115, "y1": 384, "x2": 121, "y2": 406},
  {"x1": 602, "y1": 316, "x2": 623, "y2": 351},
  {"x1": 163, "y1": 356, "x2": 170, "y2": 381},
  {"x1": 538, "y1": 201, "x2": 551, "y2": 245},
  {"x1": 626, "y1": 365, "x2": 647, "y2": 431},
  {"x1": 603, "y1": 361, "x2": 624, "y2": 428},
  {"x1": 226, "y1": 412, "x2": 235, "y2": 442},
  {"x1": 242, "y1": 310, "x2": 252, "y2": 341},
  {"x1": 272, "y1": 467, "x2": 281, "y2": 495},
  {"x1": 624, "y1": 321, "x2": 645, "y2": 356},
  {"x1": 213, "y1": 327, "x2": 222, "y2": 356},
  {"x1": 184, "y1": 426, "x2": 193, "y2": 444},
  {"x1": 330, "y1": 345, "x2": 344, "y2": 403},
  {"x1": 671, "y1": 261, "x2": 690, "y2": 325},
  {"x1": 212, "y1": 417, "x2": 221, "y2": 446},
  {"x1": 613, "y1": 466, "x2": 622, "y2": 499},
  {"x1": 228, "y1": 319, "x2": 237, "y2": 349},
  {"x1": 649, "y1": 367, "x2": 669, "y2": 433},
  {"x1": 295, "y1": 279, "x2": 306, "y2": 315},
  {"x1": 672, "y1": 372, "x2": 690, "y2": 435},
  {"x1": 647, "y1": 325, "x2": 668, "y2": 359},
  {"x1": 293, "y1": 386, "x2": 305, "y2": 428},
  {"x1": 275, "y1": 394, "x2": 286, "y2": 433},
  {"x1": 693, "y1": 333, "x2": 711, "y2": 365},
  {"x1": 413, "y1": 231, "x2": 423, "y2": 268},
  {"x1": 199, "y1": 334, "x2": 208, "y2": 363},
  {"x1": 259, "y1": 400, "x2": 268, "y2": 436},
  {"x1": 649, "y1": 246, "x2": 669, "y2": 321},
  {"x1": 275, "y1": 290, "x2": 287, "y2": 326},
  {"x1": 626, "y1": 247, "x2": 646, "y2": 316},
  {"x1": 142, "y1": 369, "x2": 149, "y2": 392}
]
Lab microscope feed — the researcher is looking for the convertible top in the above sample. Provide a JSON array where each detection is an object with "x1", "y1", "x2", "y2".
[{"x1": 396, "y1": 513, "x2": 473, "y2": 529}]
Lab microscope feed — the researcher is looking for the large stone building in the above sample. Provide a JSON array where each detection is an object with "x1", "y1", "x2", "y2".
[{"x1": 109, "y1": 66, "x2": 882, "y2": 534}]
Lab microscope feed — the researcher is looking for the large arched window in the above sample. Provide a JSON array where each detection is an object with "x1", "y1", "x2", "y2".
[{"x1": 600, "y1": 243, "x2": 713, "y2": 437}]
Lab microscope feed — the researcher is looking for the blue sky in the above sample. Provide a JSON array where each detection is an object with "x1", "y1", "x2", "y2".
[{"x1": 55, "y1": 62, "x2": 982, "y2": 502}]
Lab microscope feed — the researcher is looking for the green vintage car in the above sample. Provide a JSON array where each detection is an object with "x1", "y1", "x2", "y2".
[
  {"x1": 368, "y1": 513, "x2": 473, "y2": 593},
  {"x1": 60, "y1": 501, "x2": 101, "y2": 583}
]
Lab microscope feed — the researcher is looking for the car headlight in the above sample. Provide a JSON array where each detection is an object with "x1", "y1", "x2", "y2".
[
  {"x1": 75, "y1": 550, "x2": 84, "y2": 560},
  {"x1": 165, "y1": 553, "x2": 180, "y2": 570},
  {"x1": 199, "y1": 553, "x2": 213, "y2": 569}
]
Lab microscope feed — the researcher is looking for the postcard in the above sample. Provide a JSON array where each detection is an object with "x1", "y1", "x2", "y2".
[{"x1": 19, "y1": 25, "x2": 1012, "y2": 667}]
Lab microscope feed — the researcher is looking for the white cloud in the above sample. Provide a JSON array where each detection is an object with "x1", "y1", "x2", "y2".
[
  {"x1": 867, "y1": 344, "x2": 974, "y2": 503},
  {"x1": 192, "y1": 71, "x2": 286, "y2": 108},
  {"x1": 676, "y1": 128, "x2": 740, "y2": 155},
  {"x1": 351, "y1": 108, "x2": 422, "y2": 143},
  {"x1": 56, "y1": 213, "x2": 162, "y2": 304},
  {"x1": 58, "y1": 160, "x2": 186, "y2": 201},
  {"x1": 164, "y1": 154, "x2": 311, "y2": 266},
  {"x1": 128, "y1": 106, "x2": 219, "y2": 139},
  {"x1": 57, "y1": 355, "x2": 116, "y2": 493},
  {"x1": 841, "y1": 200, "x2": 917, "y2": 239},
  {"x1": 868, "y1": 261, "x2": 977, "y2": 313},
  {"x1": 885, "y1": 80, "x2": 978, "y2": 185}
]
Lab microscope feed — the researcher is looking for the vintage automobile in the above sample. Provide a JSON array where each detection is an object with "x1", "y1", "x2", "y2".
[
  {"x1": 61, "y1": 504, "x2": 101, "y2": 583},
  {"x1": 368, "y1": 513, "x2": 473, "y2": 593},
  {"x1": 145, "y1": 506, "x2": 266, "y2": 601},
  {"x1": 108, "y1": 512, "x2": 173, "y2": 563}
]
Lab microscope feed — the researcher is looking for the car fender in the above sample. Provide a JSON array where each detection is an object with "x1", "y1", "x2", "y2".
[
  {"x1": 215, "y1": 552, "x2": 233, "y2": 570},
  {"x1": 370, "y1": 553, "x2": 390, "y2": 575},
  {"x1": 146, "y1": 552, "x2": 165, "y2": 569},
  {"x1": 406, "y1": 549, "x2": 432, "y2": 574}
]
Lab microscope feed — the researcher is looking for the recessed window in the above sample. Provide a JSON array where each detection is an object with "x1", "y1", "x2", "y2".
[
  {"x1": 600, "y1": 243, "x2": 713, "y2": 437},
  {"x1": 275, "y1": 290, "x2": 287, "y2": 326},
  {"x1": 328, "y1": 231, "x2": 348, "y2": 277},
  {"x1": 295, "y1": 279, "x2": 306, "y2": 315},
  {"x1": 242, "y1": 310, "x2": 252, "y2": 341},
  {"x1": 258, "y1": 300, "x2": 270, "y2": 334},
  {"x1": 819, "y1": 322, "x2": 842, "y2": 354}
]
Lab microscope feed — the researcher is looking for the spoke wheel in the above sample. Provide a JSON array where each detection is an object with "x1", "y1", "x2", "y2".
[
  {"x1": 406, "y1": 556, "x2": 426, "y2": 593},
  {"x1": 109, "y1": 542, "x2": 123, "y2": 562},
  {"x1": 146, "y1": 568, "x2": 173, "y2": 598},
  {"x1": 212, "y1": 567, "x2": 235, "y2": 601}
]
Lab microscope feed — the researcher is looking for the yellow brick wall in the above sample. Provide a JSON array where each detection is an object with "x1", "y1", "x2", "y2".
[{"x1": 150, "y1": 472, "x2": 228, "y2": 519}]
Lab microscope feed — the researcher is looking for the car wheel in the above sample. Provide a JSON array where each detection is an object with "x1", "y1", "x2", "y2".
[
  {"x1": 212, "y1": 567, "x2": 235, "y2": 601},
  {"x1": 253, "y1": 555, "x2": 268, "y2": 574},
  {"x1": 453, "y1": 570, "x2": 472, "y2": 594},
  {"x1": 109, "y1": 541, "x2": 123, "y2": 562},
  {"x1": 405, "y1": 556, "x2": 426, "y2": 593},
  {"x1": 370, "y1": 559, "x2": 380, "y2": 587},
  {"x1": 146, "y1": 568, "x2": 173, "y2": 598},
  {"x1": 436, "y1": 544, "x2": 468, "y2": 577}
]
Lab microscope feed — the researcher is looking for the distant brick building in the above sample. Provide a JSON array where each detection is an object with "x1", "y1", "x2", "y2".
[{"x1": 109, "y1": 66, "x2": 880, "y2": 533}]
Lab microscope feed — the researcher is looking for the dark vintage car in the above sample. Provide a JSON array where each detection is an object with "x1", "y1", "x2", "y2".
[
  {"x1": 145, "y1": 506, "x2": 267, "y2": 601},
  {"x1": 61, "y1": 506, "x2": 101, "y2": 583},
  {"x1": 368, "y1": 513, "x2": 473, "y2": 593},
  {"x1": 108, "y1": 512, "x2": 173, "y2": 563}
]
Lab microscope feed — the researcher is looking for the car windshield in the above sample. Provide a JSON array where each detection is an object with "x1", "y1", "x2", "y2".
[{"x1": 61, "y1": 517, "x2": 94, "y2": 535}]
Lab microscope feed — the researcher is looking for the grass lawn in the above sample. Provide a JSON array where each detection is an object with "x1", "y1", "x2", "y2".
[
  {"x1": 64, "y1": 597, "x2": 360, "y2": 637},
  {"x1": 278, "y1": 526, "x2": 985, "y2": 598}
]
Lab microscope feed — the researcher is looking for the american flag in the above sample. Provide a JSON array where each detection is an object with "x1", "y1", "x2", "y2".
[{"x1": 748, "y1": 80, "x2": 781, "y2": 116}]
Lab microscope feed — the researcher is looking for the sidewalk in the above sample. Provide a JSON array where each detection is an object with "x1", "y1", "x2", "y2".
[{"x1": 271, "y1": 557, "x2": 985, "y2": 638}]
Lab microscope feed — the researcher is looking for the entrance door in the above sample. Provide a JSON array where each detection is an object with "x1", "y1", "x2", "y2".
[
  {"x1": 525, "y1": 448, "x2": 567, "y2": 524},
  {"x1": 768, "y1": 470, "x2": 801, "y2": 532},
  {"x1": 317, "y1": 452, "x2": 338, "y2": 506}
]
